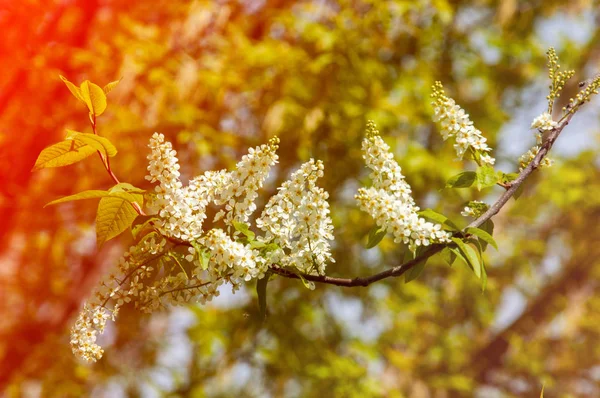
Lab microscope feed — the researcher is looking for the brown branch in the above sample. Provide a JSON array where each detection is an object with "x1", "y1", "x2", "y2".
[{"x1": 270, "y1": 110, "x2": 577, "y2": 287}]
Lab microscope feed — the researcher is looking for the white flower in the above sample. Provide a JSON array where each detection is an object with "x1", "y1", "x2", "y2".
[
  {"x1": 257, "y1": 159, "x2": 334, "y2": 275},
  {"x1": 431, "y1": 82, "x2": 496, "y2": 165},
  {"x1": 519, "y1": 146, "x2": 553, "y2": 171},
  {"x1": 357, "y1": 123, "x2": 451, "y2": 253},
  {"x1": 530, "y1": 112, "x2": 557, "y2": 132},
  {"x1": 213, "y1": 138, "x2": 279, "y2": 227}
]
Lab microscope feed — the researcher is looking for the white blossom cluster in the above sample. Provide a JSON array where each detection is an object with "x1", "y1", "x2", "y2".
[
  {"x1": 518, "y1": 146, "x2": 553, "y2": 172},
  {"x1": 146, "y1": 133, "x2": 228, "y2": 240},
  {"x1": 356, "y1": 122, "x2": 452, "y2": 253},
  {"x1": 214, "y1": 137, "x2": 280, "y2": 226},
  {"x1": 256, "y1": 159, "x2": 335, "y2": 275},
  {"x1": 71, "y1": 236, "x2": 166, "y2": 362},
  {"x1": 530, "y1": 111, "x2": 558, "y2": 132},
  {"x1": 461, "y1": 200, "x2": 487, "y2": 218},
  {"x1": 72, "y1": 134, "x2": 334, "y2": 362},
  {"x1": 431, "y1": 82, "x2": 495, "y2": 166}
]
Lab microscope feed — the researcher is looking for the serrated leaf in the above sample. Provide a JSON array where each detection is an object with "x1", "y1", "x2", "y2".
[
  {"x1": 59, "y1": 75, "x2": 84, "y2": 102},
  {"x1": 103, "y1": 78, "x2": 122, "y2": 94},
  {"x1": 446, "y1": 171, "x2": 476, "y2": 188},
  {"x1": 418, "y1": 209, "x2": 460, "y2": 231},
  {"x1": 45, "y1": 190, "x2": 110, "y2": 207},
  {"x1": 110, "y1": 182, "x2": 145, "y2": 193},
  {"x1": 233, "y1": 221, "x2": 255, "y2": 240},
  {"x1": 475, "y1": 165, "x2": 498, "y2": 191},
  {"x1": 466, "y1": 227, "x2": 498, "y2": 250},
  {"x1": 32, "y1": 139, "x2": 97, "y2": 170},
  {"x1": 257, "y1": 272, "x2": 271, "y2": 323},
  {"x1": 405, "y1": 258, "x2": 427, "y2": 283},
  {"x1": 366, "y1": 226, "x2": 386, "y2": 249},
  {"x1": 80, "y1": 80, "x2": 107, "y2": 117},
  {"x1": 452, "y1": 237, "x2": 482, "y2": 279},
  {"x1": 96, "y1": 196, "x2": 138, "y2": 246},
  {"x1": 70, "y1": 132, "x2": 117, "y2": 158}
]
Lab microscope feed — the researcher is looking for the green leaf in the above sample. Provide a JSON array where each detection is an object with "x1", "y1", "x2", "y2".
[
  {"x1": 405, "y1": 258, "x2": 427, "y2": 283},
  {"x1": 249, "y1": 240, "x2": 267, "y2": 249},
  {"x1": 480, "y1": 219, "x2": 494, "y2": 236},
  {"x1": 191, "y1": 241, "x2": 211, "y2": 271},
  {"x1": 199, "y1": 250, "x2": 211, "y2": 270},
  {"x1": 446, "y1": 171, "x2": 476, "y2": 188},
  {"x1": 110, "y1": 182, "x2": 145, "y2": 193},
  {"x1": 466, "y1": 227, "x2": 498, "y2": 250},
  {"x1": 481, "y1": 257, "x2": 488, "y2": 291},
  {"x1": 59, "y1": 75, "x2": 84, "y2": 102},
  {"x1": 103, "y1": 78, "x2": 122, "y2": 94},
  {"x1": 32, "y1": 139, "x2": 97, "y2": 170},
  {"x1": 471, "y1": 238, "x2": 487, "y2": 291},
  {"x1": 366, "y1": 226, "x2": 386, "y2": 249},
  {"x1": 285, "y1": 268, "x2": 313, "y2": 290},
  {"x1": 256, "y1": 272, "x2": 272, "y2": 323},
  {"x1": 441, "y1": 247, "x2": 456, "y2": 267},
  {"x1": 131, "y1": 216, "x2": 158, "y2": 239},
  {"x1": 96, "y1": 196, "x2": 138, "y2": 247},
  {"x1": 233, "y1": 221, "x2": 255, "y2": 240},
  {"x1": 69, "y1": 132, "x2": 117, "y2": 158},
  {"x1": 452, "y1": 237, "x2": 482, "y2": 279},
  {"x1": 418, "y1": 209, "x2": 460, "y2": 231},
  {"x1": 80, "y1": 80, "x2": 107, "y2": 117},
  {"x1": 475, "y1": 165, "x2": 498, "y2": 191},
  {"x1": 499, "y1": 172, "x2": 519, "y2": 184},
  {"x1": 45, "y1": 190, "x2": 110, "y2": 207},
  {"x1": 450, "y1": 247, "x2": 468, "y2": 267}
]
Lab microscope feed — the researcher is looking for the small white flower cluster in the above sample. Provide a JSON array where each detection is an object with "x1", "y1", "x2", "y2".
[
  {"x1": 214, "y1": 138, "x2": 280, "y2": 226},
  {"x1": 257, "y1": 159, "x2": 334, "y2": 275},
  {"x1": 356, "y1": 122, "x2": 452, "y2": 252},
  {"x1": 146, "y1": 133, "x2": 224, "y2": 240},
  {"x1": 461, "y1": 200, "x2": 488, "y2": 218},
  {"x1": 518, "y1": 146, "x2": 553, "y2": 172},
  {"x1": 530, "y1": 112, "x2": 557, "y2": 132},
  {"x1": 431, "y1": 82, "x2": 495, "y2": 166},
  {"x1": 200, "y1": 228, "x2": 268, "y2": 282},
  {"x1": 71, "y1": 237, "x2": 165, "y2": 361},
  {"x1": 70, "y1": 304, "x2": 110, "y2": 362}
]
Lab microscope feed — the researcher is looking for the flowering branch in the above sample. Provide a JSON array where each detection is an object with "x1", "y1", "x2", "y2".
[
  {"x1": 34, "y1": 48, "x2": 600, "y2": 362},
  {"x1": 269, "y1": 111, "x2": 576, "y2": 287}
]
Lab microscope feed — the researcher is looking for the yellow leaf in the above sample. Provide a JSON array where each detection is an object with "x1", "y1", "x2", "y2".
[
  {"x1": 103, "y1": 78, "x2": 122, "y2": 94},
  {"x1": 540, "y1": 385, "x2": 544, "y2": 398},
  {"x1": 69, "y1": 132, "x2": 117, "y2": 157},
  {"x1": 32, "y1": 140, "x2": 97, "y2": 170},
  {"x1": 45, "y1": 190, "x2": 110, "y2": 207},
  {"x1": 96, "y1": 195, "x2": 139, "y2": 246},
  {"x1": 59, "y1": 75, "x2": 84, "y2": 102},
  {"x1": 80, "y1": 80, "x2": 107, "y2": 117}
]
